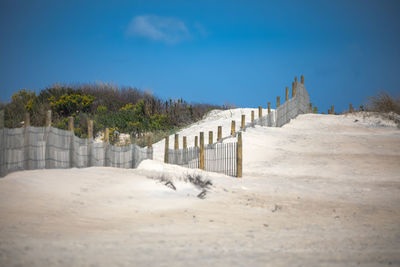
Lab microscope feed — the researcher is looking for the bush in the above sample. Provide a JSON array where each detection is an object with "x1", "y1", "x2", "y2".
[
  {"x1": 1, "y1": 82, "x2": 222, "y2": 142},
  {"x1": 48, "y1": 93, "x2": 95, "y2": 117},
  {"x1": 366, "y1": 91, "x2": 400, "y2": 114}
]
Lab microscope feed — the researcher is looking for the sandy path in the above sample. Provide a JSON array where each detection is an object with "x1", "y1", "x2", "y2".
[{"x1": 1, "y1": 113, "x2": 400, "y2": 266}]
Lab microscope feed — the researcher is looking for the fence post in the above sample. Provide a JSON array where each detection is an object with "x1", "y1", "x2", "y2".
[
  {"x1": 309, "y1": 103, "x2": 312, "y2": 112},
  {"x1": 301, "y1": 75, "x2": 304, "y2": 85},
  {"x1": 68, "y1": 116, "x2": 74, "y2": 132},
  {"x1": 237, "y1": 132, "x2": 242, "y2": 178},
  {"x1": 0, "y1": 110, "x2": 4, "y2": 176},
  {"x1": 23, "y1": 113, "x2": 31, "y2": 170},
  {"x1": 104, "y1": 128, "x2": 109, "y2": 166},
  {"x1": 349, "y1": 104, "x2": 353, "y2": 113},
  {"x1": 87, "y1": 119, "x2": 94, "y2": 167},
  {"x1": 328, "y1": 109, "x2": 331, "y2": 114},
  {"x1": 195, "y1": 136, "x2": 198, "y2": 147},
  {"x1": 231, "y1": 120, "x2": 235, "y2": 136},
  {"x1": 104, "y1": 128, "x2": 109, "y2": 143},
  {"x1": 200, "y1": 132, "x2": 204, "y2": 170},
  {"x1": 164, "y1": 136, "x2": 169, "y2": 163},
  {"x1": 258, "y1": 106, "x2": 262, "y2": 118},
  {"x1": 241, "y1": 115, "x2": 245, "y2": 130},
  {"x1": 88, "y1": 120, "x2": 93, "y2": 139},
  {"x1": 313, "y1": 106, "x2": 318, "y2": 113},
  {"x1": 46, "y1": 110, "x2": 52, "y2": 127},
  {"x1": 285, "y1": 86, "x2": 289, "y2": 101},
  {"x1": 217, "y1": 126, "x2": 222, "y2": 141},
  {"x1": 209, "y1": 131, "x2": 213, "y2": 145},
  {"x1": 277, "y1": 96, "x2": 280, "y2": 108},
  {"x1": 251, "y1": 111, "x2": 254, "y2": 123},
  {"x1": 68, "y1": 116, "x2": 74, "y2": 168},
  {"x1": 292, "y1": 82, "x2": 296, "y2": 98},
  {"x1": 331, "y1": 105, "x2": 335, "y2": 114},
  {"x1": 147, "y1": 136, "x2": 152, "y2": 160},
  {"x1": 268, "y1": 102, "x2": 271, "y2": 114},
  {"x1": 24, "y1": 112, "x2": 30, "y2": 127},
  {"x1": 44, "y1": 110, "x2": 51, "y2": 169},
  {"x1": 0, "y1": 110, "x2": 3, "y2": 129},
  {"x1": 294, "y1": 76, "x2": 298, "y2": 88},
  {"x1": 174, "y1": 134, "x2": 179, "y2": 150},
  {"x1": 183, "y1": 136, "x2": 187, "y2": 149}
]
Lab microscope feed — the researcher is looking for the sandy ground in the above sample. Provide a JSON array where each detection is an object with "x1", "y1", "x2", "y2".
[{"x1": 1, "y1": 112, "x2": 400, "y2": 266}]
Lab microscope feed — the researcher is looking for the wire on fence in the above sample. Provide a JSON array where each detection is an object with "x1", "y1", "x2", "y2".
[{"x1": 167, "y1": 142, "x2": 237, "y2": 177}]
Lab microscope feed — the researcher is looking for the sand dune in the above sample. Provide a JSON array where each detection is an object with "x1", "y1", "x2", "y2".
[{"x1": 1, "y1": 111, "x2": 399, "y2": 266}]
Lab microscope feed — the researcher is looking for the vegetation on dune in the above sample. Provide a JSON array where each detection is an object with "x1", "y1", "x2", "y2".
[
  {"x1": 366, "y1": 91, "x2": 400, "y2": 115},
  {"x1": 1, "y1": 83, "x2": 221, "y2": 144}
]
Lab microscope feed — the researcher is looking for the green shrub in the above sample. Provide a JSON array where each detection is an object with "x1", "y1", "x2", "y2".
[{"x1": 49, "y1": 93, "x2": 95, "y2": 117}]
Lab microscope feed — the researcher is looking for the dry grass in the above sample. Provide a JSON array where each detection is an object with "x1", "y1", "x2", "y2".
[{"x1": 366, "y1": 91, "x2": 400, "y2": 114}]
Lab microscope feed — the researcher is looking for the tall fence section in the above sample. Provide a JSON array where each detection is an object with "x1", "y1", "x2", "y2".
[
  {"x1": 165, "y1": 75, "x2": 311, "y2": 177},
  {"x1": 0, "y1": 113, "x2": 152, "y2": 177},
  {"x1": 165, "y1": 132, "x2": 241, "y2": 177}
]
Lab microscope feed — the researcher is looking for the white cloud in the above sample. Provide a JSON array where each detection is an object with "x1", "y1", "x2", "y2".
[{"x1": 126, "y1": 15, "x2": 190, "y2": 44}]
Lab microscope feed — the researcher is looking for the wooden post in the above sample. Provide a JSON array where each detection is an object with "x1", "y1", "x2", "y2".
[
  {"x1": 146, "y1": 136, "x2": 152, "y2": 160},
  {"x1": 217, "y1": 126, "x2": 222, "y2": 141},
  {"x1": 331, "y1": 105, "x2": 335, "y2": 114},
  {"x1": 294, "y1": 76, "x2": 298, "y2": 88},
  {"x1": 86, "y1": 119, "x2": 94, "y2": 167},
  {"x1": 309, "y1": 103, "x2": 312, "y2": 112},
  {"x1": 231, "y1": 120, "x2": 236, "y2": 136},
  {"x1": 174, "y1": 134, "x2": 179, "y2": 150},
  {"x1": 68, "y1": 116, "x2": 74, "y2": 132},
  {"x1": 349, "y1": 104, "x2": 353, "y2": 113},
  {"x1": 301, "y1": 75, "x2": 304, "y2": 85},
  {"x1": 209, "y1": 131, "x2": 213, "y2": 145},
  {"x1": 292, "y1": 82, "x2": 296, "y2": 98},
  {"x1": 313, "y1": 106, "x2": 318, "y2": 113},
  {"x1": 328, "y1": 109, "x2": 331, "y2": 115},
  {"x1": 195, "y1": 136, "x2": 198, "y2": 147},
  {"x1": 183, "y1": 136, "x2": 187, "y2": 149},
  {"x1": 277, "y1": 96, "x2": 280, "y2": 108},
  {"x1": 237, "y1": 132, "x2": 242, "y2": 178},
  {"x1": 285, "y1": 86, "x2": 289, "y2": 101},
  {"x1": 241, "y1": 114, "x2": 245, "y2": 130},
  {"x1": 88, "y1": 120, "x2": 93, "y2": 139},
  {"x1": 0, "y1": 110, "x2": 4, "y2": 129},
  {"x1": 104, "y1": 128, "x2": 110, "y2": 167},
  {"x1": 251, "y1": 111, "x2": 254, "y2": 123},
  {"x1": 23, "y1": 113, "x2": 30, "y2": 170},
  {"x1": 200, "y1": 132, "x2": 204, "y2": 170},
  {"x1": 268, "y1": 102, "x2": 271, "y2": 114},
  {"x1": 104, "y1": 128, "x2": 109, "y2": 143},
  {"x1": 46, "y1": 110, "x2": 52, "y2": 127},
  {"x1": 258, "y1": 106, "x2": 262, "y2": 118},
  {"x1": 0, "y1": 110, "x2": 4, "y2": 176},
  {"x1": 164, "y1": 136, "x2": 169, "y2": 163},
  {"x1": 24, "y1": 113, "x2": 30, "y2": 127},
  {"x1": 68, "y1": 116, "x2": 74, "y2": 168}
]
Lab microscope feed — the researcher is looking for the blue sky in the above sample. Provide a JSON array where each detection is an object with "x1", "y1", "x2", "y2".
[{"x1": 1, "y1": 0, "x2": 399, "y2": 113}]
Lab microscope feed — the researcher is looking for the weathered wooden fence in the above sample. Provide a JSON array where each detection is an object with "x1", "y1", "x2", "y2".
[
  {"x1": 0, "y1": 112, "x2": 152, "y2": 177},
  {"x1": 165, "y1": 132, "x2": 242, "y2": 178},
  {"x1": 164, "y1": 75, "x2": 315, "y2": 178}
]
